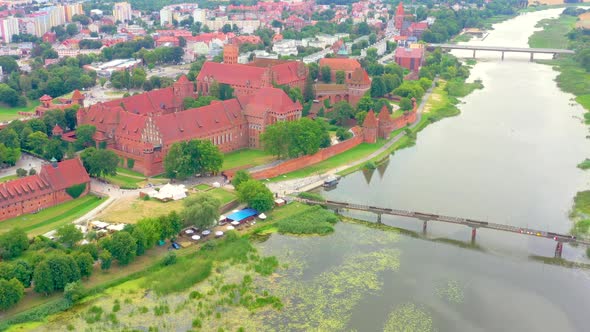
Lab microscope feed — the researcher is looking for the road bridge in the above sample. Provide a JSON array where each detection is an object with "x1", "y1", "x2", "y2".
[
  {"x1": 427, "y1": 43, "x2": 575, "y2": 61},
  {"x1": 295, "y1": 198, "x2": 588, "y2": 258}
]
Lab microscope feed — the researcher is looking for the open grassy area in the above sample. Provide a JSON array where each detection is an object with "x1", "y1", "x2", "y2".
[
  {"x1": 276, "y1": 205, "x2": 339, "y2": 235},
  {"x1": 0, "y1": 174, "x2": 18, "y2": 183},
  {"x1": 115, "y1": 167, "x2": 146, "y2": 178},
  {"x1": 222, "y1": 149, "x2": 275, "y2": 170},
  {"x1": 0, "y1": 195, "x2": 103, "y2": 236},
  {"x1": 97, "y1": 188, "x2": 237, "y2": 224},
  {"x1": 196, "y1": 183, "x2": 211, "y2": 190},
  {"x1": 0, "y1": 101, "x2": 40, "y2": 122},
  {"x1": 104, "y1": 173, "x2": 143, "y2": 189},
  {"x1": 266, "y1": 139, "x2": 388, "y2": 182},
  {"x1": 529, "y1": 15, "x2": 576, "y2": 49}
]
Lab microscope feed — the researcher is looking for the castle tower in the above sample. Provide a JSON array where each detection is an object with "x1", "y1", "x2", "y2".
[
  {"x1": 40, "y1": 94, "x2": 52, "y2": 108},
  {"x1": 395, "y1": 2, "x2": 405, "y2": 30},
  {"x1": 377, "y1": 105, "x2": 394, "y2": 139},
  {"x1": 223, "y1": 44, "x2": 239, "y2": 64},
  {"x1": 71, "y1": 89, "x2": 85, "y2": 107},
  {"x1": 173, "y1": 75, "x2": 195, "y2": 110},
  {"x1": 363, "y1": 109, "x2": 378, "y2": 143}
]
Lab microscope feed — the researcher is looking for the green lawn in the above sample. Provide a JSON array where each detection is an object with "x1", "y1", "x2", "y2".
[
  {"x1": 0, "y1": 101, "x2": 40, "y2": 122},
  {"x1": 105, "y1": 173, "x2": 143, "y2": 189},
  {"x1": 0, "y1": 174, "x2": 18, "y2": 183},
  {"x1": 528, "y1": 15, "x2": 576, "y2": 49},
  {"x1": 116, "y1": 167, "x2": 146, "y2": 178},
  {"x1": 208, "y1": 187, "x2": 237, "y2": 206},
  {"x1": 0, "y1": 195, "x2": 103, "y2": 236},
  {"x1": 195, "y1": 183, "x2": 211, "y2": 190},
  {"x1": 267, "y1": 140, "x2": 387, "y2": 182},
  {"x1": 222, "y1": 149, "x2": 275, "y2": 170}
]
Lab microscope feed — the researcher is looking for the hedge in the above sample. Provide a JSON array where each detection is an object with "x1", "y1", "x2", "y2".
[{"x1": 65, "y1": 183, "x2": 86, "y2": 198}]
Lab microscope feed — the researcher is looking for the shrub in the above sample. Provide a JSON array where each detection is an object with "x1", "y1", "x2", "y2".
[
  {"x1": 64, "y1": 281, "x2": 85, "y2": 304},
  {"x1": 66, "y1": 183, "x2": 87, "y2": 198},
  {"x1": 364, "y1": 161, "x2": 376, "y2": 170},
  {"x1": 192, "y1": 318, "x2": 202, "y2": 328},
  {"x1": 162, "y1": 252, "x2": 177, "y2": 266},
  {"x1": 16, "y1": 168, "x2": 27, "y2": 177},
  {"x1": 127, "y1": 158, "x2": 135, "y2": 169},
  {"x1": 254, "y1": 256, "x2": 279, "y2": 276},
  {"x1": 298, "y1": 192, "x2": 325, "y2": 202}
]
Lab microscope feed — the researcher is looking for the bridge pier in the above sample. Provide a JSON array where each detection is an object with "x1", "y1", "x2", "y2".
[
  {"x1": 555, "y1": 242, "x2": 564, "y2": 259},
  {"x1": 422, "y1": 220, "x2": 427, "y2": 235},
  {"x1": 530, "y1": 52, "x2": 534, "y2": 62},
  {"x1": 377, "y1": 213, "x2": 382, "y2": 224},
  {"x1": 472, "y1": 49, "x2": 476, "y2": 58},
  {"x1": 501, "y1": 51, "x2": 504, "y2": 61},
  {"x1": 553, "y1": 53, "x2": 558, "y2": 60},
  {"x1": 471, "y1": 227, "x2": 477, "y2": 243}
]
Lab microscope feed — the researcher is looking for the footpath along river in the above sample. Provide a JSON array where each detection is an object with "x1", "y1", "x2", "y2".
[{"x1": 258, "y1": 8, "x2": 590, "y2": 331}]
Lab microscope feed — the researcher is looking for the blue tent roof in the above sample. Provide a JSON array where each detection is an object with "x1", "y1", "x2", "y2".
[{"x1": 226, "y1": 208, "x2": 258, "y2": 222}]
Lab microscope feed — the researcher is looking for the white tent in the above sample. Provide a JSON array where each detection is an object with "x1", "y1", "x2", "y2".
[{"x1": 145, "y1": 183, "x2": 188, "y2": 201}]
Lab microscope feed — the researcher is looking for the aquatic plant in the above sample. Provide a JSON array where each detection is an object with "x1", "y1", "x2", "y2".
[
  {"x1": 435, "y1": 279, "x2": 464, "y2": 304},
  {"x1": 383, "y1": 303, "x2": 433, "y2": 332}
]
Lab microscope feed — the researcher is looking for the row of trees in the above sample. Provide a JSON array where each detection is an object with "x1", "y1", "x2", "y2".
[
  {"x1": 232, "y1": 171, "x2": 275, "y2": 212},
  {"x1": 261, "y1": 118, "x2": 331, "y2": 159}
]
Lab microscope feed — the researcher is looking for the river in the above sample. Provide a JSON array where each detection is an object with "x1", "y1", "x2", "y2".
[{"x1": 258, "y1": 9, "x2": 590, "y2": 331}]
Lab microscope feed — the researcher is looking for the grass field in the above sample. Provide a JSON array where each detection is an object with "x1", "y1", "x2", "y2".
[
  {"x1": 266, "y1": 140, "x2": 388, "y2": 182},
  {"x1": 0, "y1": 174, "x2": 18, "y2": 183},
  {"x1": 222, "y1": 149, "x2": 275, "y2": 170},
  {"x1": 195, "y1": 183, "x2": 211, "y2": 190},
  {"x1": 105, "y1": 173, "x2": 143, "y2": 189},
  {"x1": 529, "y1": 15, "x2": 576, "y2": 49},
  {"x1": 116, "y1": 167, "x2": 146, "y2": 178},
  {"x1": 97, "y1": 188, "x2": 236, "y2": 223},
  {"x1": 0, "y1": 101, "x2": 40, "y2": 122},
  {"x1": 0, "y1": 195, "x2": 103, "y2": 236}
]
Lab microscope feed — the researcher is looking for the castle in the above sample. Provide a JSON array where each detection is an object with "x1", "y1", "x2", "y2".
[
  {"x1": 314, "y1": 58, "x2": 371, "y2": 107},
  {"x1": 77, "y1": 75, "x2": 302, "y2": 176}
]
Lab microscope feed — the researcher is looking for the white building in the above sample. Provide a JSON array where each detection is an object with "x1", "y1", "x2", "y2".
[
  {"x1": 159, "y1": 7, "x2": 174, "y2": 25},
  {"x1": 113, "y1": 2, "x2": 133, "y2": 22},
  {"x1": 0, "y1": 17, "x2": 19, "y2": 43},
  {"x1": 272, "y1": 39, "x2": 298, "y2": 57},
  {"x1": 193, "y1": 9, "x2": 206, "y2": 24}
]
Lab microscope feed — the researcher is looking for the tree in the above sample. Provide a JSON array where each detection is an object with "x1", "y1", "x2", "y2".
[
  {"x1": 232, "y1": 170, "x2": 252, "y2": 189},
  {"x1": 64, "y1": 280, "x2": 85, "y2": 303},
  {"x1": 262, "y1": 118, "x2": 330, "y2": 158},
  {"x1": 382, "y1": 74, "x2": 401, "y2": 92},
  {"x1": 26, "y1": 131, "x2": 49, "y2": 154},
  {"x1": 159, "y1": 211, "x2": 183, "y2": 240},
  {"x1": 399, "y1": 97, "x2": 413, "y2": 111},
  {"x1": 44, "y1": 138, "x2": 64, "y2": 161},
  {"x1": 236, "y1": 179, "x2": 274, "y2": 212},
  {"x1": 321, "y1": 66, "x2": 332, "y2": 83},
  {"x1": 136, "y1": 217, "x2": 163, "y2": 248},
  {"x1": 0, "y1": 278, "x2": 24, "y2": 310},
  {"x1": 75, "y1": 124, "x2": 96, "y2": 148},
  {"x1": 99, "y1": 250, "x2": 112, "y2": 271},
  {"x1": 329, "y1": 101, "x2": 355, "y2": 126},
  {"x1": 80, "y1": 148, "x2": 119, "y2": 178},
  {"x1": 335, "y1": 70, "x2": 346, "y2": 84},
  {"x1": 164, "y1": 140, "x2": 223, "y2": 180},
  {"x1": 0, "y1": 228, "x2": 28, "y2": 259},
  {"x1": 66, "y1": 23, "x2": 79, "y2": 36},
  {"x1": 105, "y1": 232, "x2": 137, "y2": 265},
  {"x1": 131, "y1": 227, "x2": 147, "y2": 256},
  {"x1": 73, "y1": 252, "x2": 94, "y2": 278},
  {"x1": 181, "y1": 194, "x2": 221, "y2": 229},
  {"x1": 56, "y1": 224, "x2": 83, "y2": 248},
  {"x1": 16, "y1": 168, "x2": 27, "y2": 177},
  {"x1": 307, "y1": 63, "x2": 319, "y2": 80},
  {"x1": 303, "y1": 76, "x2": 314, "y2": 102},
  {"x1": 370, "y1": 76, "x2": 387, "y2": 98},
  {"x1": 0, "y1": 56, "x2": 18, "y2": 74},
  {"x1": 33, "y1": 254, "x2": 81, "y2": 295},
  {"x1": 0, "y1": 260, "x2": 32, "y2": 287}
]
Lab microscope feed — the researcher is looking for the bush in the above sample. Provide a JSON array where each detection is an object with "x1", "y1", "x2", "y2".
[
  {"x1": 364, "y1": 161, "x2": 377, "y2": 170},
  {"x1": 162, "y1": 252, "x2": 177, "y2": 266},
  {"x1": 127, "y1": 158, "x2": 135, "y2": 169},
  {"x1": 66, "y1": 183, "x2": 87, "y2": 198},
  {"x1": 277, "y1": 206, "x2": 339, "y2": 235},
  {"x1": 16, "y1": 168, "x2": 27, "y2": 177},
  {"x1": 64, "y1": 281, "x2": 86, "y2": 304},
  {"x1": 298, "y1": 192, "x2": 325, "y2": 202}
]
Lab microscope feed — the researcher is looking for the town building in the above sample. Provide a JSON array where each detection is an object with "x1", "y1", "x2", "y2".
[
  {"x1": 77, "y1": 75, "x2": 302, "y2": 175},
  {"x1": 314, "y1": 58, "x2": 371, "y2": 107},
  {"x1": 113, "y1": 2, "x2": 133, "y2": 23},
  {"x1": 0, "y1": 158, "x2": 91, "y2": 222},
  {"x1": 196, "y1": 51, "x2": 307, "y2": 97},
  {"x1": 394, "y1": 46, "x2": 425, "y2": 72}
]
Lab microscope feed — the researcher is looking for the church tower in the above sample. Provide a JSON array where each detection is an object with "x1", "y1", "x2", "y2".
[{"x1": 395, "y1": 2, "x2": 405, "y2": 30}]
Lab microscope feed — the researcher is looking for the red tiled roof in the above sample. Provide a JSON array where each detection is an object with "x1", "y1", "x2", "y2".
[
  {"x1": 177, "y1": 74, "x2": 190, "y2": 84},
  {"x1": 0, "y1": 175, "x2": 52, "y2": 203},
  {"x1": 319, "y1": 58, "x2": 361, "y2": 72},
  {"x1": 102, "y1": 87, "x2": 176, "y2": 115},
  {"x1": 71, "y1": 89, "x2": 84, "y2": 100},
  {"x1": 40, "y1": 94, "x2": 52, "y2": 101},
  {"x1": 198, "y1": 62, "x2": 267, "y2": 88},
  {"x1": 40, "y1": 158, "x2": 90, "y2": 191},
  {"x1": 378, "y1": 106, "x2": 393, "y2": 124},
  {"x1": 410, "y1": 22, "x2": 428, "y2": 30},
  {"x1": 52, "y1": 124, "x2": 63, "y2": 134},
  {"x1": 350, "y1": 67, "x2": 371, "y2": 85},
  {"x1": 238, "y1": 87, "x2": 302, "y2": 117},
  {"x1": 364, "y1": 110, "x2": 378, "y2": 128},
  {"x1": 395, "y1": 47, "x2": 424, "y2": 59}
]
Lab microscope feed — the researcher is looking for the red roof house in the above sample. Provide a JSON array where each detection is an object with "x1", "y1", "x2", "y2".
[{"x1": 394, "y1": 47, "x2": 425, "y2": 72}]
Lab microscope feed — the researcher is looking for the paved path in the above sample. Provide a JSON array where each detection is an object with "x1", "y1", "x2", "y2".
[{"x1": 267, "y1": 78, "x2": 437, "y2": 195}]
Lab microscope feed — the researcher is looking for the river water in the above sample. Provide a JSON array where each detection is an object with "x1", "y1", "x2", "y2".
[{"x1": 258, "y1": 9, "x2": 590, "y2": 331}]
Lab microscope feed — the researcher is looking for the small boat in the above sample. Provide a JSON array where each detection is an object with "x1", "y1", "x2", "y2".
[{"x1": 323, "y1": 176, "x2": 340, "y2": 188}]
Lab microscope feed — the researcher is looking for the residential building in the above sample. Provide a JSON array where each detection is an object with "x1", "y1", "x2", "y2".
[
  {"x1": 272, "y1": 39, "x2": 298, "y2": 57},
  {"x1": 113, "y1": 2, "x2": 133, "y2": 22},
  {"x1": 394, "y1": 46, "x2": 425, "y2": 72},
  {"x1": 0, "y1": 16, "x2": 18, "y2": 43}
]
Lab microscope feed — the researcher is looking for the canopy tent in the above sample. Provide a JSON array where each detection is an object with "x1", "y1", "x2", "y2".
[
  {"x1": 258, "y1": 213, "x2": 267, "y2": 220},
  {"x1": 226, "y1": 208, "x2": 258, "y2": 223},
  {"x1": 144, "y1": 183, "x2": 188, "y2": 201}
]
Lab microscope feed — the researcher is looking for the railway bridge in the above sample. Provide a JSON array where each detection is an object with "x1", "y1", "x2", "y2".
[
  {"x1": 427, "y1": 43, "x2": 575, "y2": 61},
  {"x1": 295, "y1": 198, "x2": 589, "y2": 258}
]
